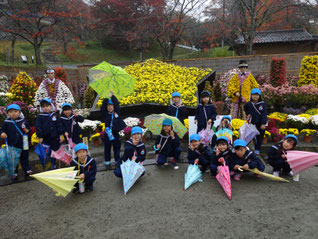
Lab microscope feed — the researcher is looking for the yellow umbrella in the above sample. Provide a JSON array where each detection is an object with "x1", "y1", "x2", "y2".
[
  {"x1": 238, "y1": 167, "x2": 289, "y2": 182},
  {"x1": 31, "y1": 167, "x2": 80, "y2": 197}
]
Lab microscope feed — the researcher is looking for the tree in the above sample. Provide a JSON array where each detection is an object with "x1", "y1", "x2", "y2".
[{"x1": 152, "y1": 0, "x2": 203, "y2": 60}]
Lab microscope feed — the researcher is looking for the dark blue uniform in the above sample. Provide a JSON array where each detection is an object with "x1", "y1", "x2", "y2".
[
  {"x1": 210, "y1": 149, "x2": 232, "y2": 176},
  {"x1": 267, "y1": 143, "x2": 291, "y2": 173},
  {"x1": 166, "y1": 103, "x2": 186, "y2": 125},
  {"x1": 154, "y1": 133, "x2": 182, "y2": 166},
  {"x1": 70, "y1": 155, "x2": 97, "y2": 190},
  {"x1": 36, "y1": 111, "x2": 63, "y2": 169},
  {"x1": 228, "y1": 149, "x2": 265, "y2": 172},
  {"x1": 244, "y1": 98, "x2": 267, "y2": 152},
  {"x1": 101, "y1": 95, "x2": 126, "y2": 163},
  {"x1": 188, "y1": 143, "x2": 211, "y2": 171},
  {"x1": 0, "y1": 116, "x2": 31, "y2": 174},
  {"x1": 60, "y1": 114, "x2": 84, "y2": 144},
  {"x1": 195, "y1": 103, "x2": 217, "y2": 133},
  {"x1": 114, "y1": 139, "x2": 146, "y2": 178}
]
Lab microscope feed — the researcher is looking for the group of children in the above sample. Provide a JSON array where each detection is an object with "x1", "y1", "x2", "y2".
[{"x1": 0, "y1": 75, "x2": 298, "y2": 193}]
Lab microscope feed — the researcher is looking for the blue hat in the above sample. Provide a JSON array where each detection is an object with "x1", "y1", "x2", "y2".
[
  {"x1": 251, "y1": 88, "x2": 261, "y2": 95},
  {"x1": 172, "y1": 92, "x2": 181, "y2": 98},
  {"x1": 40, "y1": 98, "x2": 52, "y2": 104},
  {"x1": 131, "y1": 126, "x2": 143, "y2": 135},
  {"x1": 74, "y1": 143, "x2": 88, "y2": 153},
  {"x1": 162, "y1": 118, "x2": 173, "y2": 126},
  {"x1": 221, "y1": 115, "x2": 231, "y2": 122},
  {"x1": 233, "y1": 139, "x2": 247, "y2": 148},
  {"x1": 201, "y1": 90, "x2": 211, "y2": 97},
  {"x1": 108, "y1": 99, "x2": 114, "y2": 105},
  {"x1": 285, "y1": 134, "x2": 298, "y2": 144},
  {"x1": 216, "y1": 136, "x2": 229, "y2": 144},
  {"x1": 62, "y1": 103, "x2": 72, "y2": 109},
  {"x1": 190, "y1": 134, "x2": 201, "y2": 141},
  {"x1": 7, "y1": 104, "x2": 21, "y2": 112}
]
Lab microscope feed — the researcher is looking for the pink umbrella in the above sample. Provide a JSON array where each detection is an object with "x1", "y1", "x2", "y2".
[
  {"x1": 198, "y1": 124, "x2": 213, "y2": 146},
  {"x1": 216, "y1": 162, "x2": 232, "y2": 200},
  {"x1": 51, "y1": 145, "x2": 72, "y2": 165},
  {"x1": 286, "y1": 150, "x2": 318, "y2": 173}
]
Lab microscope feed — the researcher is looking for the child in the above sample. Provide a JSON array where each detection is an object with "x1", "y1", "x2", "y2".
[
  {"x1": 188, "y1": 134, "x2": 211, "y2": 172},
  {"x1": 228, "y1": 60, "x2": 259, "y2": 119},
  {"x1": 166, "y1": 92, "x2": 186, "y2": 125},
  {"x1": 60, "y1": 103, "x2": 84, "y2": 144},
  {"x1": 228, "y1": 139, "x2": 265, "y2": 181},
  {"x1": 100, "y1": 91, "x2": 126, "y2": 166},
  {"x1": 244, "y1": 88, "x2": 267, "y2": 155},
  {"x1": 70, "y1": 143, "x2": 97, "y2": 192},
  {"x1": 154, "y1": 118, "x2": 182, "y2": 170},
  {"x1": 114, "y1": 126, "x2": 146, "y2": 178},
  {"x1": 195, "y1": 90, "x2": 217, "y2": 133},
  {"x1": 36, "y1": 98, "x2": 63, "y2": 169},
  {"x1": 0, "y1": 104, "x2": 32, "y2": 179},
  {"x1": 211, "y1": 115, "x2": 232, "y2": 149},
  {"x1": 267, "y1": 134, "x2": 297, "y2": 177},
  {"x1": 210, "y1": 136, "x2": 232, "y2": 177}
]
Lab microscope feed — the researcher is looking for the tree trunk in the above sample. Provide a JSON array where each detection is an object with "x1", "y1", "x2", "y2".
[
  {"x1": 34, "y1": 42, "x2": 42, "y2": 65},
  {"x1": 168, "y1": 43, "x2": 176, "y2": 60},
  {"x1": 11, "y1": 35, "x2": 16, "y2": 64},
  {"x1": 158, "y1": 40, "x2": 169, "y2": 60}
]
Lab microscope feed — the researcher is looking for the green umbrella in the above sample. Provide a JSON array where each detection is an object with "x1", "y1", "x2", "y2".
[
  {"x1": 89, "y1": 61, "x2": 136, "y2": 99},
  {"x1": 144, "y1": 114, "x2": 188, "y2": 138}
]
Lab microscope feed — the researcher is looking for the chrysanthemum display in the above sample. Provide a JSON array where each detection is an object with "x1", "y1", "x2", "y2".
[
  {"x1": 9, "y1": 72, "x2": 37, "y2": 105},
  {"x1": 298, "y1": 55, "x2": 318, "y2": 87}
]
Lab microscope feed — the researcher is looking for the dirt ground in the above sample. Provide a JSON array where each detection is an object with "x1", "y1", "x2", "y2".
[{"x1": 0, "y1": 164, "x2": 318, "y2": 239}]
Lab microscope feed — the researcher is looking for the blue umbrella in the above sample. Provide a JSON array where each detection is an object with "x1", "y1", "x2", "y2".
[
  {"x1": 120, "y1": 160, "x2": 145, "y2": 195},
  {"x1": 34, "y1": 144, "x2": 50, "y2": 171},
  {"x1": 0, "y1": 139, "x2": 22, "y2": 181},
  {"x1": 184, "y1": 164, "x2": 203, "y2": 190}
]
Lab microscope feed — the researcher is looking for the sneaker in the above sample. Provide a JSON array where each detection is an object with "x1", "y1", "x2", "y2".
[
  {"x1": 26, "y1": 170, "x2": 33, "y2": 175},
  {"x1": 233, "y1": 173, "x2": 241, "y2": 181},
  {"x1": 164, "y1": 162, "x2": 169, "y2": 166},
  {"x1": 254, "y1": 150, "x2": 260, "y2": 155},
  {"x1": 273, "y1": 171, "x2": 280, "y2": 177},
  {"x1": 230, "y1": 171, "x2": 235, "y2": 177},
  {"x1": 13, "y1": 173, "x2": 18, "y2": 180},
  {"x1": 72, "y1": 188, "x2": 79, "y2": 194},
  {"x1": 205, "y1": 169, "x2": 210, "y2": 173},
  {"x1": 288, "y1": 171, "x2": 294, "y2": 177},
  {"x1": 105, "y1": 161, "x2": 111, "y2": 166},
  {"x1": 86, "y1": 185, "x2": 94, "y2": 192},
  {"x1": 173, "y1": 164, "x2": 179, "y2": 170},
  {"x1": 255, "y1": 173, "x2": 261, "y2": 178}
]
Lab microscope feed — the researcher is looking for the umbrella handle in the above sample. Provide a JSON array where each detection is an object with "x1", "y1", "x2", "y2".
[{"x1": 238, "y1": 166, "x2": 243, "y2": 172}]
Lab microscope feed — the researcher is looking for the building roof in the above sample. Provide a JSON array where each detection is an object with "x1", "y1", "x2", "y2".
[{"x1": 235, "y1": 29, "x2": 318, "y2": 45}]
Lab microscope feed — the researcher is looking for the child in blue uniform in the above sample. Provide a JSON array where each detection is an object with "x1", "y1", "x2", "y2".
[
  {"x1": 188, "y1": 134, "x2": 211, "y2": 172},
  {"x1": 60, "y1": 103, "x2": 84, "y2": 144},
  {"x1": 195, "y1": 91, "x2": 217, "y2": 133},
  {"x1": 244, "y1": 88, "x2": 267, "y2": 155},
  {"x1": 36, "y1": 98, "x2": 63, "y2": 169},
  {"x1": 166, "y1": 92, "x2": 186, "y2": 125},
  {"x1": 70, "y1": 143, "x2": 97, "y2": 192},
  {"x1": 228, "y1": 139, "x2": 265, "y2": 181},
  {"x1": 211, "y1": 115, "x2": 232, "y2": 149},
  {"x1": 100, "y1": 91, "x2": 126, "y2": 166},
  {"x1": 0, "y1": 104, "x2": 32, "y2": 179},
  {"x1": 114, "y1": 126, "x2": 146, "y2": 178},
  {"x1": 210, "y1": 136, "x2": 232, "y2": 177},
  {"x1": 267, "y1": 134, "x2": 297, "y2": 177},
  {"x1": 154, "y1": 118, "x2": 182, "y2": 170}
]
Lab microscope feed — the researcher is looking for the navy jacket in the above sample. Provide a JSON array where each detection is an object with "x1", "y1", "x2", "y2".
[
  {"x1": 36, "y1": 112, "x2": 63, "y2": 139},
  {"x1": 100, "y1": 95, "x2": 126, "y2": 133},
  {"x1": 195, "y1": 103, "x2": 217, "y2": 131},
  {"x1": 154, "y1": 133, "x2": 180, "y2": 156},
  {"x1": 267, "y1": 142, "x2": 286, "y2": 164},
  {"x1": 188, "y1": 143, "x2": 212, "y2": 164},
  {"x1": 117, "y1": 139, "x2": 146, "y2": 166},
  {"x1": 70, "y1": 155, "x2": 97, "y2": 183},
  {"x1": 228, "y1": 149, "x2": 260, "y2": 170},
  {"x1": 166, "y1": 103, "x2": 186, "y2": 124},
  {"x1": 211, "y1": 149, "x2": 232, "y2": 167},
  {"x1": 244, "y1": 98, "x2": 267, "y2": 125},
  {"x1": 0, "y1": 116, "x2": 30, "y2": 149},
  {"x1": 60, "y1": 114, "x2": 84, "y2": 144}
]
